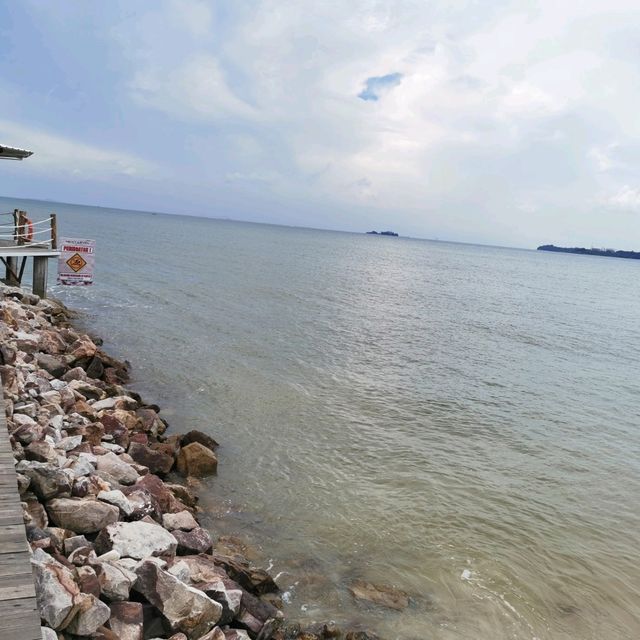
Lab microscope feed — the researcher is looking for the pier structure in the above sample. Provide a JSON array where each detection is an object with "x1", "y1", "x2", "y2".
[
  {"x1": 0, "y1": 145, "x2": 60, "y2": 298},
  {"x1": 0, "y1": 405, "x2": 42, "y2": 640},
  {"x1": 0, "y1": 209, "x2": 60, "y2": 298}
]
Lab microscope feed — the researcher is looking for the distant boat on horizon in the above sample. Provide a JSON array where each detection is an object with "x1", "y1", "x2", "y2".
[{"x1": 366, "y1": 230, "x2": 399, "y2": 237}]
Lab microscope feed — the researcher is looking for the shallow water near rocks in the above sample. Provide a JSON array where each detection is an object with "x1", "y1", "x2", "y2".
[{"x1": 6, "y1": 197, "x2": 640, "y2": 639}]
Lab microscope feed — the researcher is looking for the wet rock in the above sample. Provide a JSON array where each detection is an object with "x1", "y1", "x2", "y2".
[
  {"x1": 109, "y1": 601, "x2": 144, "y2": 640},
  {"x1": 133, "y1": 559, "x2": 222, "y2": 638},
  {"x1": 163, "y1": 510, "x2": 199, "y2": 531},
  {"x1": 31, "y1": 548, "x2": 80, "y2": 629},
  {"x1": 345, "y1": 632, "x2": 380, "y2": 640},
  {"x1": 46, "y1": 497, "x2": 119, "y2": 534},
  {"x1": 128, "y1": 441, "x2": 174, "y2": 475},
  {"x1": 181, "y1": 430, "x2": 219, "y2": 451},
  {"x1": 165, "y1": 482, "x2": 199, "y2": 508},
  {"x1": 65, "y1": 592, "x2": 111, "y2": 636},
  {"x1": 95, "y1": 520, "x2": 177, "y2": 559},
  {"x1": 96, "y1": 451, "x2": 139, "y2": 485},
  {"x1": 179, "y1": 555, "x2": 229, "y2": 584},
  {"x1": 174, "y1": 527, "x2": 214, "y2": 555},
  {"x1": 177, "y1": 442, "x2": 218, "y2": 478},
  {"x1": 210, "y1": 553, "x2": 279, "y2": 595},
  {"x1": 348, "y1": 579, "x2": 409, "y2": 611}
]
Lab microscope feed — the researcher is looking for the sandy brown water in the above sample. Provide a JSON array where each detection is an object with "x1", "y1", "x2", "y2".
[{"x1": 7, "y1": 197, "x2": 640, "y2": 639}]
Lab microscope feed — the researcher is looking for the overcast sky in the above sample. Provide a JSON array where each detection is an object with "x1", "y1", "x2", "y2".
[{"x1": 1, "y1": 1, "x2": 640, "y2": 247}]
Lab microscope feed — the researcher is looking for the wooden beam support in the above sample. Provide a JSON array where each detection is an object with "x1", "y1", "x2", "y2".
[{"x1": 32, "y1": 256, "x2": 48, "y2": 298}]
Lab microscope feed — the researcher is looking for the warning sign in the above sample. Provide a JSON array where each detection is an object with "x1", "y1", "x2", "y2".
[{"x1": 58, "y1": 237, "x2": 95, "y2": 286}]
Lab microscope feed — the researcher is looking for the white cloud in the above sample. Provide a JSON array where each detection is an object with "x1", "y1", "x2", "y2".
[
  {"x1": 608, "y1": 185, "x2": 640, "y2": 211},
  {"x1": 0, "y1": 120, "x2": 154, "y2": 180},
  {"x1": 130, "y1": 54, "x2": 257, "y2": 121}
]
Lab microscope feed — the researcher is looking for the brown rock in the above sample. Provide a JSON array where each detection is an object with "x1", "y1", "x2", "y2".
[
  {"x1": 46, "y1": 497, "x2": 119, "y2": 534},
  {"x1": 128, "y1": 441, "x2": 174, "y2": 476},
  {"x1": 209, "y1": 553, "x2": 279, "y2": 596},
  {"x1": 181, "y1": 430, "x2": 219, "y2": 451},
  {"x1": 177, "y1": 442, "x2": 218, "y2": 478},
  {"x1": 77, "y1": 565, "x2": 101, "y2": 598},
  {"x1": 109, "y1": 601, "x2": 144, "y2": 640},
  {"x1": 100, "y1": 414, "x2": 130, "y2": 448},
  {"x1": 165, "y1": 482, "x2": 199, "y2": 508},
  {"x1": 133, "y1": 560, "x2": 222, "y2": 638},
  {"x1": 134, "y1": 473, "x2": 189, "y2": 513},
  {"x1": 65, "y1": 592, "x2": 111, "y2": 636},
  {"x1": 122, "y1": 488, "x2": 162, "y2": 522},
  {"x1": 162, "y1": 510, "x2": 198, "y2": 531},
  {"x1": 174, "y1": 527, "x2": 214, "y2": 555}
]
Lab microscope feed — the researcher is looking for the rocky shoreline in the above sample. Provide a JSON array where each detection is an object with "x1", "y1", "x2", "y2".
[{"x1": 0, "y1": 284, "x2": 385, "y2": 640}]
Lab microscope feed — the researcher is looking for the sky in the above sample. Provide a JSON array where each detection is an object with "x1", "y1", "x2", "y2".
[{"x1": 1, "y1": 1, "x2": 640, "y2": 248}]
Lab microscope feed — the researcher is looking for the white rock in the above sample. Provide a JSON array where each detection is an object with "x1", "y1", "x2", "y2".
[
  {"x1": 96, "y1": 521, "x2": 177, "y2": 560},
  {"x1": 162, "y1": 510, "x2": 198, "y2": 531},
  {"x1": 98, "y1": 490, "x2": 134, "y2": 516},
  {"x1": 31, "y1": 548, "x2": 79, "y2": 629}
]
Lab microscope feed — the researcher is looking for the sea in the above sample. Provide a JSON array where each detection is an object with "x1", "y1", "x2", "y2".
[{"x1": 4, "y1": 197, "x2": 640, "y2": 640}]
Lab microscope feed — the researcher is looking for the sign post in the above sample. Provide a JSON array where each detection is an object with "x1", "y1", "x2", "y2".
[{"x1": 57, "y1": 237, "x2": 95, "y2": 286}]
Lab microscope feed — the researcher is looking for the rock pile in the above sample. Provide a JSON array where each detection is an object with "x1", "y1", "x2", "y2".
[{"x1": 0, "y1": 284, "x2": 381, "y2": 640}]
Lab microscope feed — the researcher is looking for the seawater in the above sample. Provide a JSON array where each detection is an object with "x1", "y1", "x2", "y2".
[{"x1": 5, "y1": 197, "x2": 640, "y2": 640}]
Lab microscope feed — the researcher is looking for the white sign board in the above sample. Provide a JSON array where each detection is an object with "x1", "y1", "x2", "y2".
[{"x1": 58, "y1": 237, "x2": 95, "y2": 286}]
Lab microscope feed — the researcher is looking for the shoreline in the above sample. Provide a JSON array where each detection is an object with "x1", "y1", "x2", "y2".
[{"x1": 0, "y1": 283, "x2": 390, "y2": 640}]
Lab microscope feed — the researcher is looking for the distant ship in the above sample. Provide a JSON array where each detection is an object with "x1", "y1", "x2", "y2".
[{"x1": 366, "y1": 230, "x2": 399, "y2": 237}]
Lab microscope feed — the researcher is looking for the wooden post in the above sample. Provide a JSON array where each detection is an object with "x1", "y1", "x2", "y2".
[
  {"x1": 17, "y1": 211, "x2": 25, "y2": 246},
  {"x1": 12, "y1": 209, "x2": 18, "y2": 243},
  {"x1": 5, "y1": 257, "x2": 18, "y2": 286},
  {"x1": 32, "y1": 256, "x2": 48, "y2": 299},
  {"x1": 50, "y1": 213, "x2": 57, "y2": 249}
]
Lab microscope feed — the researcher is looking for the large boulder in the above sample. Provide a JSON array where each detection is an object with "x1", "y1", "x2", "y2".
[
  {"x1": 177, "y1": 442, "x2": 217, "y2": 478},
  {"x1": 133, "y1": 560, "x2": 222, "y2": 639},
  {"x1": 31, "y1": 548, "x2": 80, "y2": 630},
  {"x1": 96, "y1": 452, "x2": 139, "y2": 485},
  {"x1": 16, "y1": 461, "x2": 71, "y2": 500},
  {"x1": 46, "y1": 497, "x2": 119, "y2": 534},
  {"x1": 95, "y1": 521, "x2": 177, "y2": 560}
]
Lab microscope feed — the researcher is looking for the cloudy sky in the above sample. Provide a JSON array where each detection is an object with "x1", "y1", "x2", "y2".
[{"x1": 1, "y1": 1, "x2": 640, "y2": 247}]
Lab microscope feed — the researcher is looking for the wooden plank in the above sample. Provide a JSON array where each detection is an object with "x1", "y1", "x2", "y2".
[{"x1": 0, "y1": 403, "x2": 42, "y2": 640}]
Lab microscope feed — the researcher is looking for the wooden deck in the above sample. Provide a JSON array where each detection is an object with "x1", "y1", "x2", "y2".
[{"x1": 0, "y1": 406, "x2": 41, "y2": 639}]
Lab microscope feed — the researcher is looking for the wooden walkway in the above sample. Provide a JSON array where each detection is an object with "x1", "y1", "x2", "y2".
[{"x1": 0, "y1": 406, "x2": 41, "y2": 639}]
